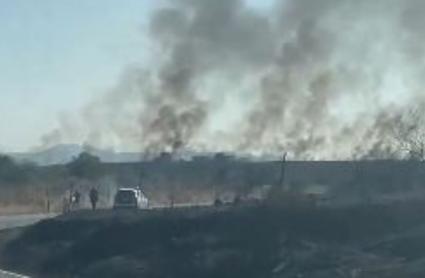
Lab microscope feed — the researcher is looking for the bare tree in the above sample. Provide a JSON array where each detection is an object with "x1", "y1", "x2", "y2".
[{"x1": 393, "y1": 110, "x2": 425, "y2": 161}]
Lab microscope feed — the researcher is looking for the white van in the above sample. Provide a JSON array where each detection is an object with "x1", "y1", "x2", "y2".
[{"x1": 113, "y1": 187, "x2": 149, "y2": 209}]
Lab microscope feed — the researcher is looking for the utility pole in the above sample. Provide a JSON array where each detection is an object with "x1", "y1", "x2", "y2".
[
  {"x1": 278, "y1": 152, "x2": 287, "y2": 189},
  {"x1": 45, "y1": 187, "x2": 50, "y2": 213},
  {"x1": 138, "y1": 166, "x2": 144, "y2": 186}
]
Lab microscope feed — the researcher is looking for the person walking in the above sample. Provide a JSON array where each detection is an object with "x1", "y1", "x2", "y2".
[{"x1": 89, "y1": 187, "x2": 99, "y2": 211}]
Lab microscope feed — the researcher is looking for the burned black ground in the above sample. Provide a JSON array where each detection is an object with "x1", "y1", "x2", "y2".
[{"x1": 2, "y1": 202, "x2": 425, "y2": 277}]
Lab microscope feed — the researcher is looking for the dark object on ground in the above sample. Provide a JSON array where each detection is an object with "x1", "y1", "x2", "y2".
[{"x1": 214, "y1": 198, "x2": 223, "y2": 207}]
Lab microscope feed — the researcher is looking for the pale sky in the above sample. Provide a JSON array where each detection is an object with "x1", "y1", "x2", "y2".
[{"x1": 0, "y1": 0, "x2": 274, "y2": 152}]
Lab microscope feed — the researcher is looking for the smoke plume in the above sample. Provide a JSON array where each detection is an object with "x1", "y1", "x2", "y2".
[{"x1": 39, "y1": 0, "x2": 425, "y2": 160}]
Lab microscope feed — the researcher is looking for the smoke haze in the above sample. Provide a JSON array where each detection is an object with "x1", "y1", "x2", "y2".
[{"x1": 39, "y1": 0, "x2": 425, "y2": 159}]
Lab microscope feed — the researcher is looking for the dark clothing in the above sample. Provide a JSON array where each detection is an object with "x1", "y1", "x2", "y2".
[
  {"x1": 73, "y1": 191, "x2": 81, "y2": 204},
  {"x1": 89, "y1": 188, "x2": 99, "y2": 210}
]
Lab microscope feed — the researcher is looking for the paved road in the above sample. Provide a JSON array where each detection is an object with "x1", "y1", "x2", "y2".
[
  {"x1": 0, "y1": 213, "x2": 56, "y2": 230},
  {"x1": 0, "y1": 269, "x2": 29, "y2": 278},
  {"x1": 0, "y1": 213, "x2": 56, "y2": 278}
]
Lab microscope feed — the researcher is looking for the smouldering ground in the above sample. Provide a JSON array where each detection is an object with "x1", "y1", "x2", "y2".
[{"x1": 3, "y1": 202, "x2": 425, "y2": 277}]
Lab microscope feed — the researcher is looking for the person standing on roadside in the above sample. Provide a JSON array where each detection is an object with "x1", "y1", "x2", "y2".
[
  {"x1": 71, "y1": 190, "x2": 81, "y2": 210},
  {"x1": 89, "y1": 187, "x2": 99, "y2": 211}
]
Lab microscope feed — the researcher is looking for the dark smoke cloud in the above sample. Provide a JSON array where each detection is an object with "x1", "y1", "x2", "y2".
[
  {"x1": 237, "y1": 0, "x2": 425, "y2": 159},
  {"x1": 38, "y1": 0, "x2": 425, "y2": 160}
]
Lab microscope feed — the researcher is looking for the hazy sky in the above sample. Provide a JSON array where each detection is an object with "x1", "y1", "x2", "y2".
[{"x1": 0, "y1": 0, "x2": 273, "y2": 152}]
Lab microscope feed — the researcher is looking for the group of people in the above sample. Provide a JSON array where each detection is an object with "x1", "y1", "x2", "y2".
[{"x1": 62, "y1": 187, "x2": 99, "y2": 213}]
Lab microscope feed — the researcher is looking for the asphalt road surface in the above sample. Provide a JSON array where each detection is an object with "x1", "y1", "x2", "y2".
[
  {"x1": 0, "y1": 269, "x2": 29, "y2": 278},
  {"x1": 0, "y1": 214, "x2": 55, "y2": 231},
  {"x1": 0, "y1": 213, "x2": 56, "y2": 278}
]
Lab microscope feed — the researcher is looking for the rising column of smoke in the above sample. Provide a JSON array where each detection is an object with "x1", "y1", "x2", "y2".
[
  {"x1": 37, "y1": 0, "x2": 275, "y2": 156},
  {"x1": 143, "y1": 0, "x2": 275, "y2": 156},
  {"x1": 38, "y1": 0, "x2": 425, "y2": 160},
  {"x1": 237, "y1": 0, "x2": 425, "y2": 159}
]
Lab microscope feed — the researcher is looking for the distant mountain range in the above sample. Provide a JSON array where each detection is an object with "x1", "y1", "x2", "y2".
[{"x1": 8, "y1": 144, "x2": 142, "y2": 165}]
